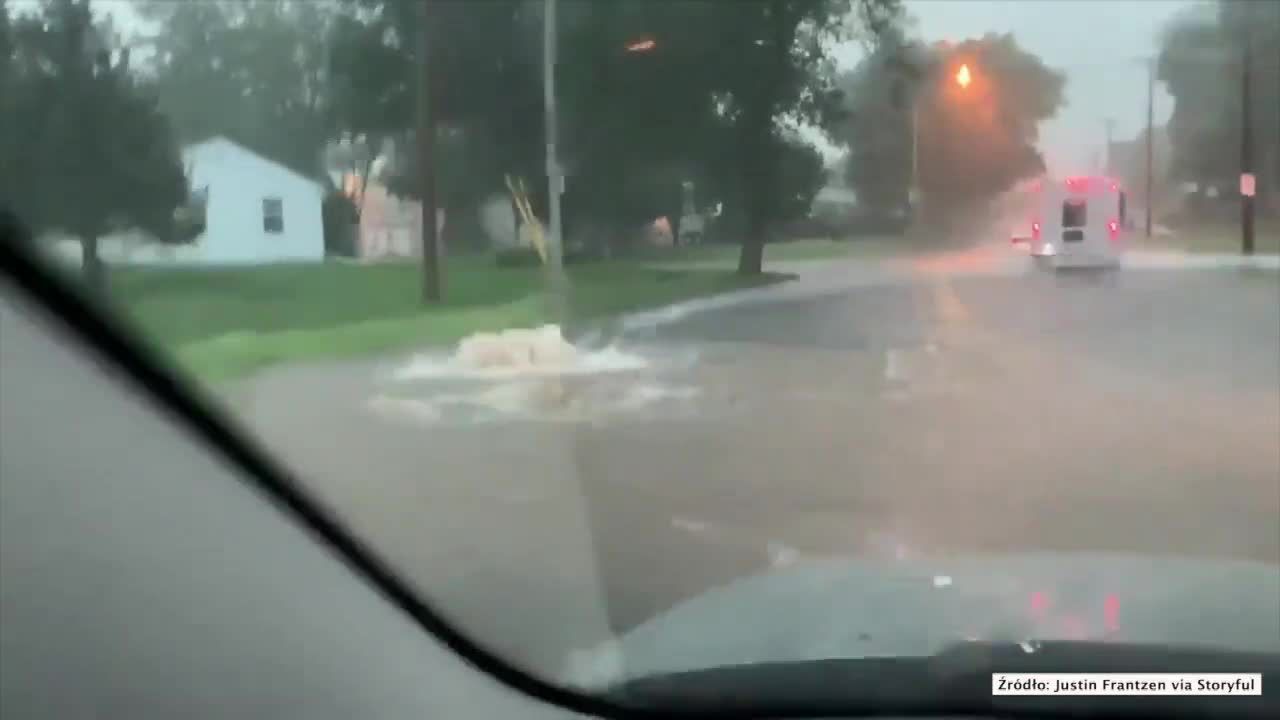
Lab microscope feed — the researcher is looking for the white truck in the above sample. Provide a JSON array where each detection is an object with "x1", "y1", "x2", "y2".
[{"x1": 1014, "y1": 176, "x2": 1127, "y2": 270}]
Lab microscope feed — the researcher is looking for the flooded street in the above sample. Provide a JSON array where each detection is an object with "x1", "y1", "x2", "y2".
[{"x1": 231, "y1": 252, "x2": 1280, "y2": 679}]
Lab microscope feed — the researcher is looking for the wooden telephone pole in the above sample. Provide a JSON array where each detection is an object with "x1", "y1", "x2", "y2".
[
  {"x1": 1240, "y1": 31, "x2": 1255, "y2": 256},
  {"x1": 417, "y1": 0, "x2": 442, "y2": 301},
  {"x1": 1144, "y1": 58, "x2": 1154, "y2": 239}
]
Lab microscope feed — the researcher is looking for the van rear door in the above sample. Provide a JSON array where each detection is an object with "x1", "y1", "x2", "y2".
[{"x1": 1061, "y1": 198, "x2": 1087, "y2": 244}]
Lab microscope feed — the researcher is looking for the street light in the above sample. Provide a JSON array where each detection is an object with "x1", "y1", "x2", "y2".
[
  {"x1": 909, "y1": 60, "x2": 977, "y2": 215},
  {"x1": 625, "y1": 37, "x2": 656, "y2": 53}
]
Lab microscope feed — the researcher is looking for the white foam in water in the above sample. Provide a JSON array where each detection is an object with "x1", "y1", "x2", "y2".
[
  {"x1": 373, "y1": 324, "x2": 702, "y2": 424},
  {"x1": 392, "y1": 324, "x2": 649, "y2": 381}
]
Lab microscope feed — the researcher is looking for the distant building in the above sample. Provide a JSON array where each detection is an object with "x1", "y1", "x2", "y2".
[
  {"x1": 340, "y1": 174, "x2": 444, "y2": 262},
  {"x1": 48, "y1": 136, "x2": 325, "y2": 266},
  {"x1": 809, "y1": 185, "x2": 860, "y2": 221}
]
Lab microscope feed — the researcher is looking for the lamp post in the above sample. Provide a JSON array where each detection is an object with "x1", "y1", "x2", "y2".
[
  {"x1": 543, "y1": 0, "x2": 563, "y2": 272},
  {"x1": 908, "y1": 61, "x2": 974, "y2": 216},
  {"x1": 1240, "y1": 31, "x2": 1255, "y2": 256},
  {"x1": 1143, "y1": 57, "x2": 1154, "y2": 239}
]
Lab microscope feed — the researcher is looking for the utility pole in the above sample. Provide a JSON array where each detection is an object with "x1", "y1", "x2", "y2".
[
  {"x1": 1240, "y1": 32, "x2": 1255, "y2": 256},
  {"x1": 417, "y1": 0, "x2": 442, "y2": 301},
  {"x1": 1144, "y1": 57, "x2": 1154, "y2": 239},
  {"x1": 1103, "y1": 117, "x2": 1115, "y2": 175},
  {"x1": 909, "y1": 99, "x2": 920, "y2": 215},
  {"x1": 542, "y1": 0, "x2": 567, "y2": 321}
]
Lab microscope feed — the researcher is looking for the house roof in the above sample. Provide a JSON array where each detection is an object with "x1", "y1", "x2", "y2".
[{"x1": 183, "y1": 136, "x2": 325, "y2": 192}]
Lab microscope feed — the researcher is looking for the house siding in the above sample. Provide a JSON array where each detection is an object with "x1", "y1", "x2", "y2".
[
  {"x1": 40, "y1": 137, "x2": 325, "y2": 267},
  {"x1": 185, "y1": 138, "x2": 324, "y2": 264}
]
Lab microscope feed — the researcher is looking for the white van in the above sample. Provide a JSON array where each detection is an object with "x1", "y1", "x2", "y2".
[{"x1": 1018, "y1": 176, "x2": 1126, "y2": 269}]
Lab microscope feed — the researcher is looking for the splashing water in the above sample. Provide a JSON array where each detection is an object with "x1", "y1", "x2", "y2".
[
  {"x1": 372, "y1": 325, "x2": 700, "y2": 424},
  {"x1": 392, "y1": 324, "x2": 650, "y2": 381}
]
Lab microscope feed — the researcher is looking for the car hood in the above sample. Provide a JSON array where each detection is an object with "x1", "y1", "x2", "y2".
[{"x1": 564, "y1": 552, "x2": 1280, "y2": 688}]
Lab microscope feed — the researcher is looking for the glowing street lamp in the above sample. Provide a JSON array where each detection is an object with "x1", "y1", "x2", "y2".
[
  {"x1": 955, "y1": 63, "x2": 972, "y2": 89},
  {"x1": 625, "y1": 37, "x2": 656, "y2": 53}
]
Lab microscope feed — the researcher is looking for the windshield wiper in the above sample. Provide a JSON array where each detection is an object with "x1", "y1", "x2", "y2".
[{"x1": 608, "y1": 641, "x2": 1279, "y2": 718}]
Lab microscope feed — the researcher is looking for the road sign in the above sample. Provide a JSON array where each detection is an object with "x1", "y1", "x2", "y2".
[{"x1": 1240, "y1": 173, "x2": 1256, "y2": 198}]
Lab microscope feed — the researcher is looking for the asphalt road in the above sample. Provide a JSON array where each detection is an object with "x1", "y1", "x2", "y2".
[{"x1": 229, "y1": 246, "x2": 1280, "y2": 680}]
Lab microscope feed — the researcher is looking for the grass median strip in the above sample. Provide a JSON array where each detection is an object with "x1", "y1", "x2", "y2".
[
  {"x1": 1135, "y1": 220, "x2": 1280, "y2": 255},
  {"x1": 108, "y1": 258, "x2": 788, "y2": 383},
  {"x1": 639, "y1": 236, "x2": 904, "y2": 267}
]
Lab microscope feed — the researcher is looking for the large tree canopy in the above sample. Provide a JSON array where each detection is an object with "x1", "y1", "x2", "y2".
[
  {"x1": 836, "y1": 29, "x2": 1064, "y2": 218},
  {"x1": 328, "y1": 0, "x2": 901, "y2": 273},
  {"x1": 136, "y1": 0, "x2": 334, "y2": 178},
  {"x1": 2, "y1": 0, "x2": 191, "y2": 289},
  {"x1": 1158, "y1": 0, "x2": 1279, "y2": 202}
]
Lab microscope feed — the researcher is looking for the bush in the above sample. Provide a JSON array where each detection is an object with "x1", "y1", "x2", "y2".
[{"x1": 494, "y1": 246, "x2": 542, "y2": 267}]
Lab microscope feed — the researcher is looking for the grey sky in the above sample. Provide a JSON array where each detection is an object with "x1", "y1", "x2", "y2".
[{"x1": 831, "y1": 0, "x2": 1202, "y2": 175}]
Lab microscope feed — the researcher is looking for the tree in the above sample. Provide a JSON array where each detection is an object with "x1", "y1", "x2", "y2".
[
  {"x1": 700, "y1": 0, "x2": 896, "y2": 275},
  {"x1": 835, "y1": 22, "x2": 914, "y2": 214},
  {"x1": 326, "y1": 0, "x2": 901, "y2": 277},
  {"x1": 555, "y1": 0, "x2": 736, "y2": 247},
  {"x1": 837, "y1": 30, "x2": 1063, "y2": 220},
  {"x1": 1158, "y1": 1, "x2": 1280, "y2": 205},
  {"x1": 327, "y1": 0, "x2": 547, "y2": 301},
  {"x1": 327, "y1": 8, "x2": 412, "y2": 216},
  {"x1": 135, "y1": 0, "x2": 335, "y2": 178},
  {"x1": 917, "y1": 34, "x2": 1062, "y2": 215},
  {"x1": 558, "y1": 0, "x2": 899, "y2": 272},
  {"x1": 4, "y1": 0, "x2": 190, "y2": 290}
]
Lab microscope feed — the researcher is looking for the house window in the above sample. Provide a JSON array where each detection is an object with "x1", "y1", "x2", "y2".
[{"x1": 262, "y1": 197, "x2": 284, "y2": 234}]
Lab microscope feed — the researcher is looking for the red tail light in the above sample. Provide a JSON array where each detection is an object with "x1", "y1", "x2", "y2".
[
  {"x1": 1104, "y1": 594, "x2": 1121, "y2": 633},
  {"x1": 1031, "y1": 221, "x2": 1041, "y2": 240},
  {"x1": 1107, "y1": 219, "x2": 1119, "y2": 239}
]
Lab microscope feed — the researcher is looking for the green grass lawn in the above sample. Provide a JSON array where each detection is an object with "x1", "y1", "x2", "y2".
[
  {"x1": 1136, "y1": 219, "x2": 1280, "y2": 255},
  {"x1": 106, "y1": 257, "x2": 788, "y2": 383},
  {"x1": 640, "y1": 236, "x2": 904, "y2": 266}
]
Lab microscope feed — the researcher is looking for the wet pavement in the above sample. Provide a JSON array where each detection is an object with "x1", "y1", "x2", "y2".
[{"x1": 229, "y1": 245, "x2": 1280, "y2": 680}]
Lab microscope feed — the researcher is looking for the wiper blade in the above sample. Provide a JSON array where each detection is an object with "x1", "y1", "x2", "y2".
[{"x1": 608, "y1": 641, "x2": 1279, "y2": 718}]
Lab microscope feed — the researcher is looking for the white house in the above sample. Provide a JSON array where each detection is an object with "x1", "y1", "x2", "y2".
[
  {"x1": 48, "y1": 136, "x2": 325, "y2": 266},
  {"x1": 176, "y1": 136, "x2": 324, "y2": 263}
]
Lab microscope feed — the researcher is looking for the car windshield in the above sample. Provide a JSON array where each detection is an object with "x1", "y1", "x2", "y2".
[{"x1": 3, "y1": 0, "x2": 1278, "y2": 704}]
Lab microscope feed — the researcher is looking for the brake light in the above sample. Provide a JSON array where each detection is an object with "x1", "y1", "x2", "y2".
[
  {"x1": 1104, "y1": 594, "x2": 1120, "y2": 633},
  {"x1": 1107, "y1": 219, "x2": 1119, "y2": 239},
  {"x1": 1031, "y1": 221, "x2": 1041, "y2": 240}
]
